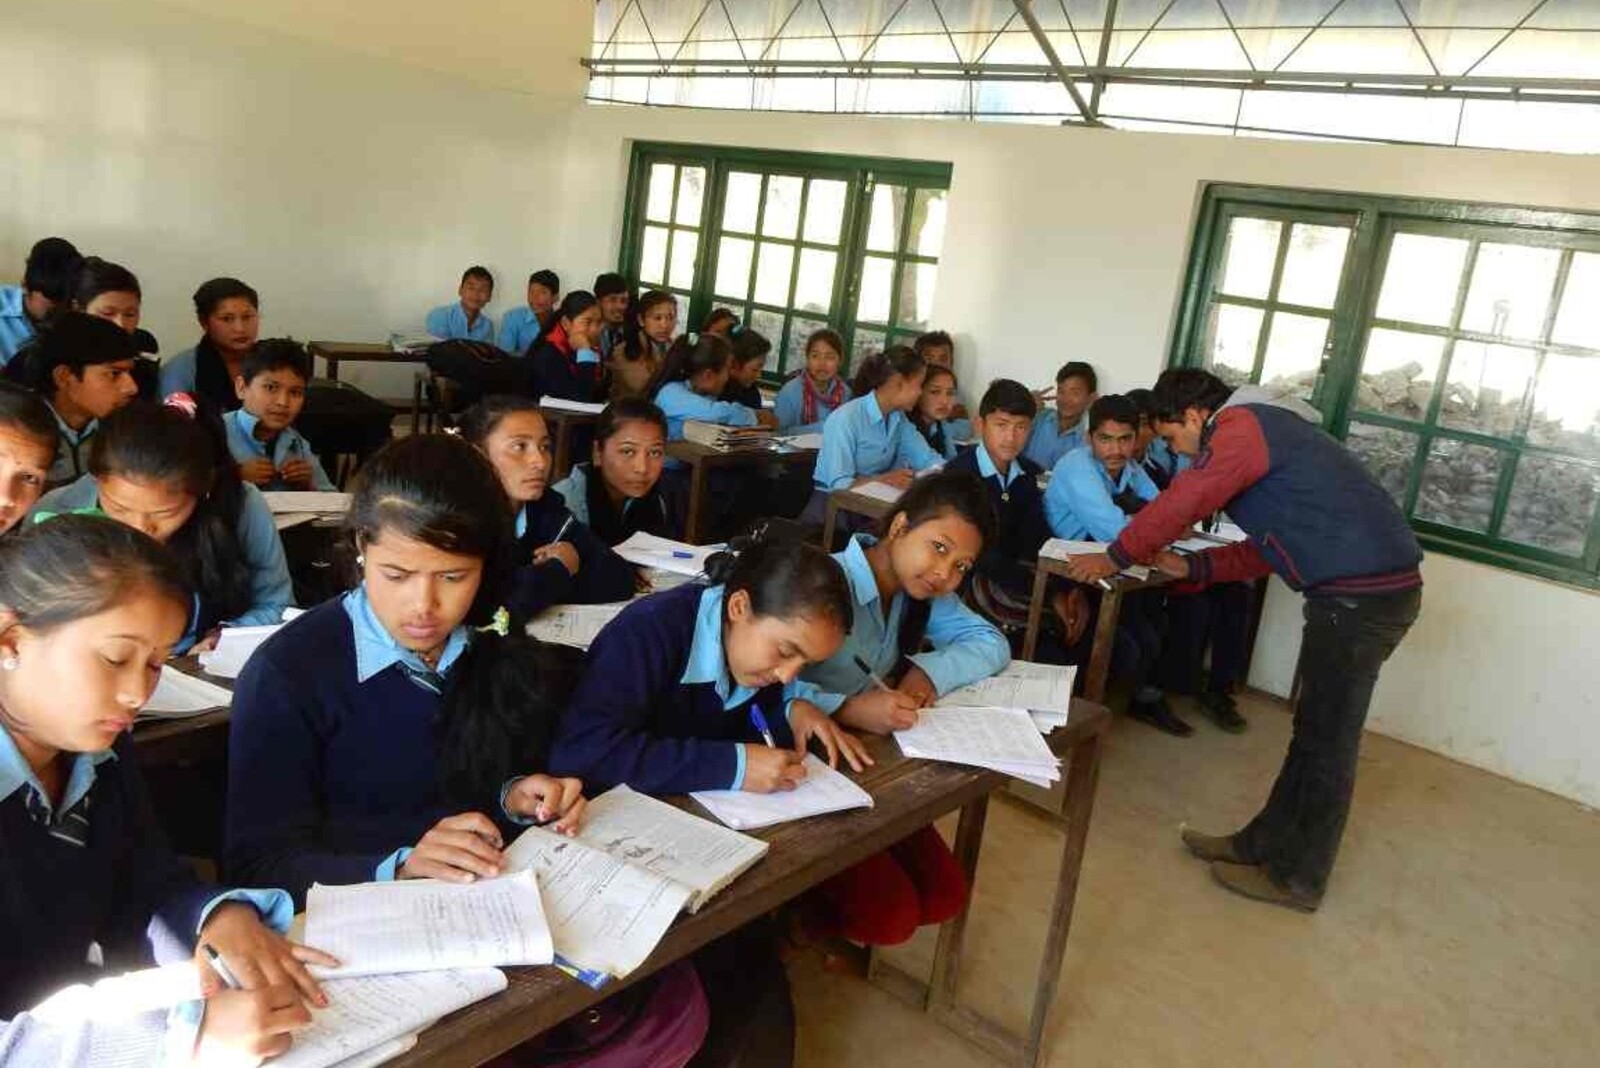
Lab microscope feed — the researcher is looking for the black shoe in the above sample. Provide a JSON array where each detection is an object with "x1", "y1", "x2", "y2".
[
  {"x1": 1198, "y1": 691, "x2": 1248, "y2": 733},
  {"x1": 1127, "y1": 695, "x2": 1193, "y2": 737}
]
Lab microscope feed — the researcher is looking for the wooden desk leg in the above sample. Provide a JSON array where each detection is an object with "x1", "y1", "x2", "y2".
[
  {"x1": 552, "y1": 423, "x2": 572, "y2": 483},
  {"x1": 821, "y1": 498, "x2": 839, "y2": 550},
  {"x1": 1020, "y1": 563, "x2": 1052, "y2": 661},
  {"x1": 927, "y1": 796, "x2": 989, "y2": 1014},
  {"x1": 1022, "y1": 731, "x2": 1104, "y2": 1068},
  {"x1": 1083, "y1": 587, "x2": 1124, "y2": 703},
  {"x1": 326, "y1": 357, "x2": 339, "y2": 382},
  {"x1": 684, "y1": 464, "x2": 707, "y2": 544}
]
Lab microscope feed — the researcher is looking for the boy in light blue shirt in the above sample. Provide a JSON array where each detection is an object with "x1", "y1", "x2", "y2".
[
  {"x1": 0, "y1": 237, "x2": 81, "y2": 367},
  {"x1": 425, "y1": 266, "x2": 496, "y2": 343},
  {"x1": 222, "y1": 339, "x2": 335, "y2": 491},
  {"x1": 498, "y1": 268, "x2": 559, "y2": 356},
  {"x1": 1024, "y1": 360, "x2": 1097, "y2": 470}
]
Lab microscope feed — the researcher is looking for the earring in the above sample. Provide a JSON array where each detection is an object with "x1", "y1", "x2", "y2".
[
  {"x1": 356, "y1": 554, "x2": 365, "y2": 566},
  {"x1": 1, "y1": 657, "x2": 17, "y2": 671}
]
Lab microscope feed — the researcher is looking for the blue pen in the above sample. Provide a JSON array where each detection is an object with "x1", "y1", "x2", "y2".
[{"x1": 749, "y1": 705, "x2": 777, "y2": 748}]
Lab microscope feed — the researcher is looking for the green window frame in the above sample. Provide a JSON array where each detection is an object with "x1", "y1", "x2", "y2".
[
  {"x1": 619, "y1": 142, "x2": 952, "y2": 382},
  {"x1": 1172, "y1": 184, "x2": 1600, "y2": 590}
]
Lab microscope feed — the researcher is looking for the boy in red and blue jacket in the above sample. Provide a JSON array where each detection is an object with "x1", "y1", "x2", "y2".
[{"x1": 1068, "y1": 370, "x2": 1421, "y2": 912}]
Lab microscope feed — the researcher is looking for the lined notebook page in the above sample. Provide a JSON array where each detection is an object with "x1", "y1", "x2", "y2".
[
  {"x1": 272, "y1": 969, "x2": 505, "y2": 1068},
  {"x1": 895, "y1": 707, "x2": 1061, "y2": 783},
  {"x1": 691, "y1": 755, "x2": 875, "y2": 831},
  {"x1": 528, "y1": 603, "x2": 627, "y2": 650},
  {"x1": 305, "y1": 871, "x2": 552, "y2": 977},
  {"x1": 940, "y1": 661, "x2": 1076, "y2": 715},
  {"x1": 575, "y1": 785, "x2": 768, "y2": 912}
]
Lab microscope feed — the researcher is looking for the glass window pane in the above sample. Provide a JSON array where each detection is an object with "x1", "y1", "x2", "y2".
[
  {"x1": 1345, "y1": 421, "x2": 1420, "y2": 505},
  {"x1": 867, "y1": 185, "x2": 904, "y2": 253},
  {"x1": 1416, "y1": 437, "x2": 1505, "y2": 534},
  {"x1": 668, "y1": 229, "x2": 698, "y2": 290},
  {"x1": 804, "y1": 179, "x2": 848, "y2": 245},
  {"x1": 1217, "y1": 217, "x2": 1282, "y2": 300},
  {"x1": 646, "y1": 163, "x2": 675, "y2": 223},
  {"x1": 1501, "y1": 453, "x2": 1598, "y2": 557},
  {"x1": 640, "y1": 225, "x2": 668, "y2": 286},
  {"x1": 857, "y1": 256, "x2": 894, "y2": 324},
  {"x1": 714, "y1": 237, "x2": 754, "y2": 300},
  {"x1": 672, "y1": 292, "x2": 691, "y2": 337},
  {"x1": 754, "y1": 242, "x2": 795, "y2": 307},
  {"x1": 1202, "y1": 302, "x2": 1264, "y2": 386},
  {"x1": 908, "y1": 188, "x2": 947, "y2": 259},
  {"x1": 1528, "y1": 353, "x2": 1600, "y2": 460},
  {"x1": 1376, "y1": 233, "x2": 1470, "y2": 327},
  {"x1": 723, "y1": 172, "x2": 761, "y2": 233},
  {"x1": 675, "y1": 167, "x2": 705, "y2": 226},
  {"x1": 762, "y1": 175, "x2": 803, "y2": 239},
  {"x1": 1439, "y1": 341, "x2": 1537, "y2": 438},
  {"x1": 896, "y1": 262, "x2": 938, "y2": 330},
  {"x1": 1460, "y1": 242, "x2": 1561, "y2": 341},
  {"x1": 747, "y1": 309, "x2": 785, "y2": 369},
  {"x1": 1258, "y1": 311, "x2": 1330, "y2": 397},
  {"x1": 1356, "y1": 328, "x2": 1446, "y2": 421},
  {"x1": 1552, "y1": 251, "x2": 1600, "y2": 349},
  {"x1": 852, "y1": 328, "x2": 887, "y2": 370},
  {"x1": 794, "y1": 248, "x2": 836, "y2": 313},
  {"x1": 1277, "y1": 224, "x2": 1351, "y2": 309}
]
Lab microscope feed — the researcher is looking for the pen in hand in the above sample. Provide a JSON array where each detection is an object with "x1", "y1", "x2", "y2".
[
  {"x1": 547, "y1": 516, "x2": 575, "y2": 548},
  {"x1": 202, "y1": 943, "x2": 243, "y2": 991},
  {"x1": 749, "y1": 705, "x2": 777, "y2": 747},
  {"x1": 853, "y1": 655, "x2": 893, "y2": 694}
]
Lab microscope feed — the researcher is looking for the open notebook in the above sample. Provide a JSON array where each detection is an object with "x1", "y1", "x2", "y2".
[
  {"x1": 527, "y1": 602, "x2": 628, "y2": 650},
  {"x1": 139, "y1": 666, "x2": 233, "y2": 719},
  {"x1": 691, "y1": 754, "x2": 875, "y2": 831},
  {"x1": 895, "y1": 707, "x2": 1062, "y2": 787},
  {"x1": 273, "y1": 969, "x2": 505, "y2": 1068}
]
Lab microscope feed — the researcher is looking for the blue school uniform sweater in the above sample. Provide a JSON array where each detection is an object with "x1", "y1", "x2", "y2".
[
  {"x1": 224, "y1": 593, "x2": 491, "y2": 904},
  {"x1": 498, "y1": 306, "x2": 543, "y2": 356},
  {"x1": 509, "y1": 492, "x2": 637, "y2": 618},
  {"x1": 549, "y1": 583, "x2": 814, "y2": 796},
  {"x1": 222, "y1": 409, "x2": 336, "y2": 492}
]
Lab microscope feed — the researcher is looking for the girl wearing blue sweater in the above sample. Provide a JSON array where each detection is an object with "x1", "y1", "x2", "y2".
[
  {"x1": 0, "y1": 515, "x2": 333, "y2": 1064},
  {"x1": 224, "y1": 433, "x2": 588, "y2": 903}
]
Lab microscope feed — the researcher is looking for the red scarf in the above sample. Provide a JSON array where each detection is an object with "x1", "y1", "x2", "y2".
[{"x1": 800, "y1": 373, "x2": 845, "y2": 426}]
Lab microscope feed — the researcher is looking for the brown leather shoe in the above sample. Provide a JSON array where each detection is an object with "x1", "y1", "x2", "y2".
[
  {"x1": 1210, "y1": 862, "x2": 1320, "y2": 913},
  {"x1": 1180, "y1": 826, "x2": 1245, "y2": 864}
]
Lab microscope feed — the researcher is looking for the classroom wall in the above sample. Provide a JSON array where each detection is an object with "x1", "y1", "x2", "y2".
[{"x1": 4, "y1": 1, "x2": 1597, "y2": 808}]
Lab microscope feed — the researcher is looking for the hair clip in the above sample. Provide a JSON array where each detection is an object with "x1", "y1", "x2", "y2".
[
  {"x1": 479, "y1": 606, "x2": 511, "y2": 637},
  {"x1": 162, "y1": 392, "x2": 199, "y2": 419}
]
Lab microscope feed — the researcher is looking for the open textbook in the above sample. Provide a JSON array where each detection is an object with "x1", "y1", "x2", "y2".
[
  {"x1": 691, "y1": 754, "x2": 875, "y2": 831},
  {"x1": 896, "y1": 706, "x2": 1062, "y2": 787},
  {"x1": 305, "y1": 870, "x2": 553, "y2": 977},
  {"x1": 273, "y1": 969, "x2": 506, "y2": 1068},
  {"x1": 139, "y1": 665, "x2": 233, "y2": 719},
  {"x1": 527, "y1": 602, "x2": 628, "y2": 650}
]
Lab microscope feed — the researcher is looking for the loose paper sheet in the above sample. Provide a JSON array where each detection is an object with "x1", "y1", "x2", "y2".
[
  {"x1": 852, "y1": 481, "x2": 904, "y2": 504},
  {"x1": 261, "y1": 491, "x2": 352, "y2": 515},
  {"x1": 140, "y1": 666, "x2": 232, "y2": 718},
  {"x1": 272, "y1": 969, "x2": 506, "y2": 1068},
  {"x1": 895, "y1": 707, "x2": 1060, "y2": 782},
  {"x1": 614, "y1": 532, "x2": 722, "y2": 577},
  {"x1": 691, "y1": 755, "x2": 875, "y2": 831},
  {"x1": 527, "y1": 603, "x2": 627, "y2": 650},
  {"x1": 940, "y1": 661, "x2": 1076, "y2": 715}
]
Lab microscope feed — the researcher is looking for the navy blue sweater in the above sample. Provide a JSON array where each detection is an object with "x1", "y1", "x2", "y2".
[
  {"x1": 1, "y1": 737, "x2": 211, "y2": 1015},
  {"x1": 223, "y1": 599, "x2": 510, "y2": 904},
  {"x1": 948, "y1": 445, "x2": 1050, "y2": 597},
  {"x1": 547, "y1": 583, "x2": 794, "y2": 795},
  {"x1": 509, "y1": 493, "x2": 638, "y2": 619}
]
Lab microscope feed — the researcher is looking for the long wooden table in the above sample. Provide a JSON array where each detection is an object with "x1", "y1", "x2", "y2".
[
  {"x1": 387, "y1": 703, "x2": 1109, "y2": 1068},
  {"x1": 820, "y1": 486, "x2": 898, "y2": 547},
  {"x1": 666, "y1": 440, "x2": 819, "y2": 544},
  {"x1": 307, "y1": 340, "x2": 428, "y2": 383}
]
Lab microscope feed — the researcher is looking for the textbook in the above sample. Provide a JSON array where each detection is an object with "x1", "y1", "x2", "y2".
[
  {"x1": 680, "y1": 420, "x2": 775, "y2": 452},
  {"x1": 895, "y1": 706, "x2": 1062, "y2": 788},
  {"x1": 568, "y1": 784, "x2": 769, "y2": 913},
  {"x1": 273, "y1": 969, "x2": 505, "y2": 1068},
  {"x1": 691, "y1": 754, "x2": 875, "y2": 831},
  {"x1": 195, "y1": 623, "x2": 282, "y2": 679},
  {"x1": 140, "y1": 665, "x2": 232, "y2": 719},
  {"x1": 305, "y1": 869, "x2": 553, "y2": 978},
  {"x1": 527, "y1": 602, "x2": 628, "y2": 650}
]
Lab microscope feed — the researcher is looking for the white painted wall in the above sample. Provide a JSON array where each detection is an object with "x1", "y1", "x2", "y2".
[{"x1": 3, "y1": 1, "x2": 1596, "y2": 807}]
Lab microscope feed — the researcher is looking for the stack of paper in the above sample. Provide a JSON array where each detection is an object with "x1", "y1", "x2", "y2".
[
  {"x1": 940, "y1": 661, "x2": 1075, "y2": 734},
  {"x1": 895, "y1": 707, "x2": 1062, "y2": 788},
  {"x1": 140, "y1": 666, "x2": 233, "y2": 719},
  {"x1": 305, "y1": 870, "x2": 553, "y2": 977},
  {"x1": 274, "y1": 969, "x2": 505, "y2": 1068},
  {"x1": 1040, "y1": 538, "x2": 1152, "y2": 581},
  {"x1": 852, "y1": 481, "x2": 904, "y2": 504},
  {"x1": 261, "y1": 491, "x2": 353, "y2": 516},
  {"x1": 614, "y1": 531, "x2": 722, "y2": 577},
  {"x1": 691, "y1": 754, "x2": 875, "y2": 831},
  {"x1": 541, "y1": 397, "x2": 608, "y2": 416},
  {"x1": 528, "y1": 603, "x2": 627, "y2": 650},
  {"x1": 196, "y1": 623, "x2": 282, "y2": 679},
  {"x1": 681, "y1": 420, "x2": 776, "y2": 452},
  {"x1": 389, "y1": 332, "x2": 441, "y2": 355}
]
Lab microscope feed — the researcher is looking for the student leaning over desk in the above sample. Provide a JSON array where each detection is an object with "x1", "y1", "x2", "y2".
[{"x1": 0, "y1": 515, "x2": 335, "y2": 1065}]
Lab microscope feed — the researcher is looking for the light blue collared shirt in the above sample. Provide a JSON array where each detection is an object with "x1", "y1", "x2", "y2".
[
  {"x1": 34, "y1": 477, "x2": 295, "y2": 650},
  {"x1": 801, "y1": 534, "x2": 1011, "y2": 704},
  {"x1": 498, "y1": 306, "x2": 542, "y2": 355},
  {"x1": 0, "y1": 285, "x2": 36, "y2": 367},
  {"x1": 1024, "y1": 413, "x2": 1086, "y2": 471},
  {"x1": 655, "y1": 381, "x2": 760, "y2": 441},
  {"x1": 222, "y1": 409, "x2": 335, "y2": 491},
  {"x1": 974, "y1": 442, "x2": 1025, "y2": 489},
  {"x1": 1044, "y1": 446, "x2": 1161, "y2": 542},
  {"x1": 813, "y1": 393, "x2": 943, "y2": 491},
  {"x1": 156, "y1": 346, "x2": 197, "y2": 398},
  {"x1": 45, "y1": 403, "x2": 97, "y2": 487},
  {"x1": 773, "y1": 375, "x2": 852, "y2": 435},
  {"x1": 425, "y1": 303, "x2": 495, "y2": 344}
]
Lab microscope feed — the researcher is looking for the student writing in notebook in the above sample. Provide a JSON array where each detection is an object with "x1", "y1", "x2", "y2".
[
  {"x1": 528, "y1": 290, "x2": 606, "y2": 405},
  {"x1": 11, "y1": 312, "x2": 139, "y2": 487},
  {"x1": 425, "y1": 266, "x2": 496, "y2": 345},
  {"x1": 459, "y1": 395, "x2": 637, "y2": 617},
  {"x1": 549, "y1": 535, "x2": 868, "y2": 796},
  {"x1": 0, "y1": 386, "x2": 58, "y2": 535},
  {"x1": 0, "y1": 515, "x2": 334, "y2": 1063},
  {"x1": 773, "y1": 328, "x2": 852, "y2": 435},
  {"x1": 222, "y1": 339, "x2": 335, "y2": 492},
  {"x1": 224, "y1": 434, "x2": 587, "y2": 904},
  {"x1": 608, "y1": 288, "x2": 677, "y2": 402},
  {"x1": 796, "y1": 470, "x2": 1011, "y2": 946},
  {"x1": 33, "y1": 400, "x2": 294, "y2": 655},
  {"x1": 551, "y1": 399, "x2": 680, "y2": 545},
  {"x1": 158, "y1": 278, "x2": 260, "y2": 410}
]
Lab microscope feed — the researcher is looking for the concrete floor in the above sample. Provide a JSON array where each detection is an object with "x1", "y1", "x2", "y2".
[{"x1": 788, "y1": 691, "x2": 1600, "y2": 1067}]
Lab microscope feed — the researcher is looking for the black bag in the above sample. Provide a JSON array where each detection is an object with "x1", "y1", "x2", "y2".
[{"x1": 425, "y1": 339, "x2": 537, "y2": 408}]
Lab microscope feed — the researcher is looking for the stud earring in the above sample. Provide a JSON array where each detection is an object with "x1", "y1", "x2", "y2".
[{"x1": 1, "y1": 657, "x2": 18, "y2": 671}]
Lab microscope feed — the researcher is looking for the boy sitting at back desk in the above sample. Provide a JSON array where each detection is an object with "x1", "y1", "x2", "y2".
[
  {"x1": 223, "y1": 338, "x2": 335, "y2": 491},
  {"x1": 426, "y1": 266, "x2": 496, "y2": 344},
  {"x1": 1024, "y1": 360, "x2": 1097, "y2": 470}
]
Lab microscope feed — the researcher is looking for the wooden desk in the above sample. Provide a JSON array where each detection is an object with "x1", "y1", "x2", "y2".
[
  {"x1": 541, "y1": 405, "x2": 600, "y2": 481},
  {"x1": 389, "y1": 702, "x2": 1110, "y2": 1068},
  {"x1": 308, "y1": 341, "x2": 427, "y2": 383},
  {"x1": 820, "y1": 487, "x2": 897, "y2": 548},
  {"x1": 666, "y1": 441, "x2": 818, "y2": 544},
  {"x1": 1022, "y1": 557, "x2": 1171, "y2": 703}
]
